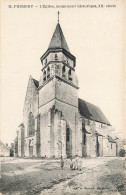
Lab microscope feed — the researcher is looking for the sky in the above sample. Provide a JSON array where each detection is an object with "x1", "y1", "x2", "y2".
[{"x1": 0, "y1": 0, "x2": 125, "y2": 145}]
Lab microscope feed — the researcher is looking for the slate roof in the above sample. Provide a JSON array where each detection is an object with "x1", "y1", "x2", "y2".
[
  {"x1": 33, "y1": 78, "x2": 39, "y2": 88},
  {"x1": 78, "y1": 98, "x2": 111, "y2": 125},
  {"x1": 48, "y1": 23, "x2": 70, "y2": 53}
]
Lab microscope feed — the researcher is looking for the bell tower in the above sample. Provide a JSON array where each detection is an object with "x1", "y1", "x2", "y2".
[
  {"x1": 38, "y1": 14, "x2": 79, "y2": 158},
  {"x1": 39, "y1": 17, "x2": 79, "y2": 107}
]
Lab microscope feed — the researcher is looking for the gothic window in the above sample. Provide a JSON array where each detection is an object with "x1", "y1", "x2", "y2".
[
  {"x1": 28, "y1": 112, "x2": 35, "y2": 137},
  {"x1": 68, "y1": 68, "x2": 72, "y2": 81},
  {"x1": 55, "y1": 54, "x2": 58, "y2": 60},
  {"x1": 47, "y1": 66, "x2": 50, "y2": 79},
  {"x1": 62, "y1": 65, "x2": 66, "y2": 78},
  {"x1": 43, "y1": 70, "x2": 46, "y2": 82},
  {"x1": 66, "y1": 128, "x2": 70, "y2": 142}
]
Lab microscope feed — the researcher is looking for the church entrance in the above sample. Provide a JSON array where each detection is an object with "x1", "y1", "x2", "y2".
[{"x1": 29, "y1": 140, "x2": 33, "y2": 157}]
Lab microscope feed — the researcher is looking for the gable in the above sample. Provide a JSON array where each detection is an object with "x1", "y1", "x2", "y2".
[
  {"x1": 24, "y1": 76, "x2": 38, "y2": 102},
  {"x1": 23, "y1": 76, "x2": 38, "y2": 116}
]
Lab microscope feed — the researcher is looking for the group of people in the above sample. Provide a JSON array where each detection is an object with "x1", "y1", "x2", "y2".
[{"x1": 61, "y1": 155, "x2": 82, "y2": 171}]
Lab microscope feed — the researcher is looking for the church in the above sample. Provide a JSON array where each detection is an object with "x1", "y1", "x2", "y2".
[{"x1": 14, "y1": 17, "x2": 121, "y2": 158}]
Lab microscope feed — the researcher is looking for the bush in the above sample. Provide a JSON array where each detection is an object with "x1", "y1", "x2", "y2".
[{"x1": 119, "y1": 149, "x2": 125, "y2": 157}]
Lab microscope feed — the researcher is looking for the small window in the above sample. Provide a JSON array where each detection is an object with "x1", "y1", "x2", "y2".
[
  {"x1": 68, "y1": 68, "x2": 71, "y2": 76},
  {"x1": 66, "y1": 128, "x2": 70, "y2": 142},
  {"x1": 111, "y1": 143, "x2": 112, "y2": 149},
  {"x1": 55, "y1": 54, "x2": 58, "y2": 60},
  {"x1": 68, "y1": 68, "x2": 72, "y2": 81},
  {"x1": 43, "y1": 70, "x2": 46, "y2": 81},
  {"x1": 47, "y1": 66, "x2": 50, "y2": 79},
  {"x1": 62, "y1": 65, "x2": 66, "y2": 78}
]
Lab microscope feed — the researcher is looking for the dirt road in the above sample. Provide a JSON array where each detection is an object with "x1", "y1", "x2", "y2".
[{"x1": 0, "y1": 157, "x2": 125, "y2": 195}]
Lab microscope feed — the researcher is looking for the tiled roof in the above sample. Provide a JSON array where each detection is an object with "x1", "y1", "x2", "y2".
[
  {"x1": 48, "y1": 23, "x2": 70, "y2": 53},
  {"x1": 78, "y1": 98, "x2": 111, "y2": 125}
]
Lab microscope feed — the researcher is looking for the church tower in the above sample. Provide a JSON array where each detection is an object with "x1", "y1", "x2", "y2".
[{"x1": 38, "y1": 16, "x2": 79, "y2": 158}]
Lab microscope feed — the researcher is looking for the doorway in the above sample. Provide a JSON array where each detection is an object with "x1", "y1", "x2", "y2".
[{"x1": 66, "y1": 127, "x2": 72, "y2": 158}]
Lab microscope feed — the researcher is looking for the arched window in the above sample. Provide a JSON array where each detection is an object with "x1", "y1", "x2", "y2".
[
  {"x1": 62, "y1": 65, "x2": 66, "y2": 78},
  {"x1": 43, "y1": 70, "x2": 46, "y2": 82},
  {"x1": 55, "y1": 54, "x2": 58, "y2": 60},
  {"x1": 66, "y1": 128, "x2": 70, "y2": 142},
  {"x1": 28, "y1": 112, "x2": 35, "y2": 137},
  {"x1": 47, "y1": 66, "x2": 50, "y2": 79},
  {"x1": 68, "y1": 68, "x2": 72, "y2": 81}
]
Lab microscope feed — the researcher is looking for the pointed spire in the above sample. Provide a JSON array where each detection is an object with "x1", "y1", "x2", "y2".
[{"x1": 48, "y1": 23, "x2": 70, "y2": 53}]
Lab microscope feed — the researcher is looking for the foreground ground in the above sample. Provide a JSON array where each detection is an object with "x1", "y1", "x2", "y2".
[{"x1": 0, "y1": 157, "x2": 126, "y2": 195}]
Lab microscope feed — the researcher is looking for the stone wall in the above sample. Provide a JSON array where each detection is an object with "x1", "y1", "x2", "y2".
[
  {"x1": 108, "y1": 142, "x2": 116, "y2": 156},
  {"x1": 23, "y1": 76, "x2": 38, "y2": 157},
  {"x1": 17, "y1": 124, "x2": 24, "y2": 157},
  {"x1": 103, "y1": 138, "x2": 116, "y2": 157},
  {"x1": 39, "y1": 79, "x2": 55, "y2": 108}
]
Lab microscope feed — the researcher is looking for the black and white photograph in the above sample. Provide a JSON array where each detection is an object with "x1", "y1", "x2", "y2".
[{"x1": 0, "y1": 0, "x2": 126, "y2": 194}]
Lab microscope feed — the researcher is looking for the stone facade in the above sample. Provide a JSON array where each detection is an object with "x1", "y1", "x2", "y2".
[{"x1": 14, "y1": 20, "x2": 122, "y2": 158}]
